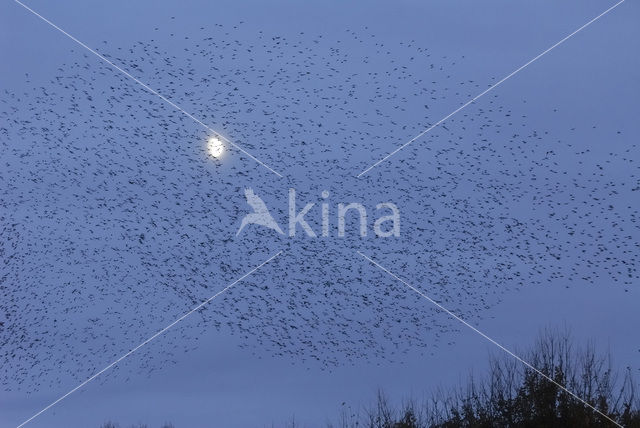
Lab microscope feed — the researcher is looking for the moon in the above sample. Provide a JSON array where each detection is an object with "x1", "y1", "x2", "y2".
[{"x1": 207, "y1": 136, "x2": 225, "y2": 158}]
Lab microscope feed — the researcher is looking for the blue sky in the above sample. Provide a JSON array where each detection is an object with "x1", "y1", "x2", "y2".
[{"x1": 1, "y1": 0, "x2": 639, "y2": 427}]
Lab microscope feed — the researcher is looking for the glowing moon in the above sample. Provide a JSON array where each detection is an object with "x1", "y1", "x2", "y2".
[{"x1": 207, "y1": 136, "x2": 225, "y2": 158}]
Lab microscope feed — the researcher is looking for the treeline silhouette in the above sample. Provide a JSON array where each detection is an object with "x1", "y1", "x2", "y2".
[
  {"x1": 333, "y1": 329, "x2": 639, "y2": 428},
  {"x1": 100, "y1": 329, "x2": 639, "y2": 428}
]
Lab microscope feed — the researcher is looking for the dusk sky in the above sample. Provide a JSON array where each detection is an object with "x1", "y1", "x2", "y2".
[{"x1": 1, "y1": 1, "x2": 639, "y2": 427}]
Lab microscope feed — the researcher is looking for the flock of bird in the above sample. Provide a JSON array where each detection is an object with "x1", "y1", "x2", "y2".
[{"x1": 0, "y1": 20, "x2": 638, "y2": 393}]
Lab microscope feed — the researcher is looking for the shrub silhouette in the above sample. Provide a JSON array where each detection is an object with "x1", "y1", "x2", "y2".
[
  {"x1": 337, "y1": 329, "x2": 639, "y2": 428},
  {"x1": 99, "y1": 329, "x2": 639, "y2": 428}
]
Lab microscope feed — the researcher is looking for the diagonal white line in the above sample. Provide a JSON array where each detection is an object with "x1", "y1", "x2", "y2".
[
  {"x1": 357, "y1": 0, "x2": 625, "y2": 177},
  {"x1": 13, "y1": 0, "x2": 284, "y2": 178},
  {"x1": 16, "y1": 250, "x2": 283, "y2": 428},
  {"x1": 357, "y1": 251, "x2": 624, "y2": 428}
]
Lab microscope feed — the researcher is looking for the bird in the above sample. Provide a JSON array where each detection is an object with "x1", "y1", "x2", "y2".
[{"x1": 0, "y1": 17, "x2": 637, "y2": 394}]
